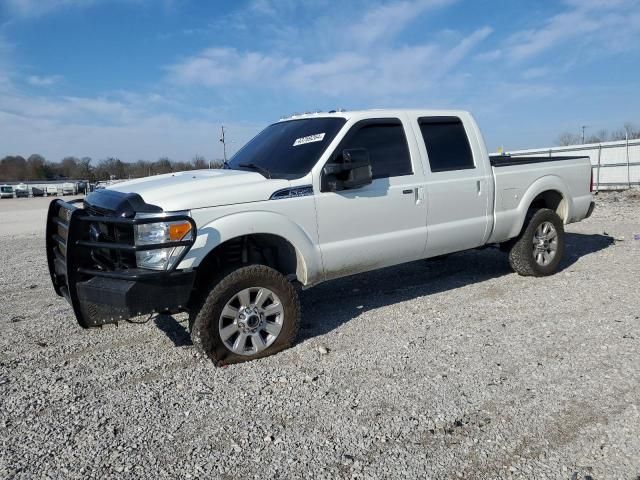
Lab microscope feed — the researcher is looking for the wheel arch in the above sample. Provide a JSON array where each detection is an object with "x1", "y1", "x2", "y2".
[
  {"x1": 179, "y1": 211, "x2": 322, "y2": 294},
  {"x1": 507, "y1": 175, "x2": 573, "y2": 241}
]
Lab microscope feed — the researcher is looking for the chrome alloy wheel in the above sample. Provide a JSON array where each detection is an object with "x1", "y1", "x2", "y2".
[
  {"x1": 218, "y1": 287, "x2": 284, "y2": 356},
  {"x1": 532, "y1": 221, "x2": 558, "y2": 266}
]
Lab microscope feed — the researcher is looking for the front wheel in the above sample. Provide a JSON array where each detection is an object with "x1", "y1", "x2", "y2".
[
  {"x1": 507, "y1": 208, "x2": 565, "y2": 277},
  {"x1": 190, "y1": 265, "x2": 300, "y2": 365}
]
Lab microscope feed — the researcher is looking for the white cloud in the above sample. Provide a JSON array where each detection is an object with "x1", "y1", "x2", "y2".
[
  {"x1": 0, "y1": 92, "x2": 262, "y2": 161},
  {"x1": 3, "y1": 0, "x2": 98, "y2": 17},
  {"x1": 167, "y1": 47, "x2": 290, "y2": 88},
  {"x1": 0, "y1": 91, "x2": 131, "y2": 123},
  {"x1": 168, "y1": 25, "x2": 491, "y2": 100},
  {"x1": 0, "y1": 75, "x2": 262, "y2": 161},
  {"x1": 503, "y1": 0, "x2": 640, "y2": 62},
  {"x1": 26, "y1": 74, "x2": 63, "y2": 86},
  {"x1": 3, "y1": 0, "x2": 163, "y2": 18},
  {"x1": 439, "y1": 27, "x2": 492, "y2": 72},
  {"x1": 521, "y1": 67, "x2": 550, "y2": 80},
  {"x1": 346, "y1": 0, "x2": 456, "y2": 46},
  {"x1": 475, "y1": 49, "x2": 502, "y2": 62},
  {"x1": 283, "y1": 52, "x2": 372, "y2": 95},
  {"x1": 248, "y1": 0, "x2": 278, "y2": 16}
]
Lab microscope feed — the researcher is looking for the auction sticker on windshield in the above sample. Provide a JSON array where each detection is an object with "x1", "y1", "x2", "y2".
[{"x1": 293, "y1": 133, "x2": 325, "y2": 146}]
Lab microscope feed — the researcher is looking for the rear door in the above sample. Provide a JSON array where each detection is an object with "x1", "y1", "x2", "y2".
[
  {"x1": 314, "y1": 115, "x2": 428, "y2": 280},
  {"x1": 413, "y1": 115, "x2": 492, "y2": 256}
]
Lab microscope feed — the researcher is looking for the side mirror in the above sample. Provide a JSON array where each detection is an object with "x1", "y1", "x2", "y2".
[{"x1": 322, "y1": 148, "x2": 373, "y2": 192}]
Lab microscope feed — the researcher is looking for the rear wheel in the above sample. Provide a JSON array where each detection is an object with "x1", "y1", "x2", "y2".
[
  {"x1": 190, "y1": 265, "x2": 300, "y2": 365},
  {"x1": 508, "y1": 208, "x2": 565, "y2": 277}
]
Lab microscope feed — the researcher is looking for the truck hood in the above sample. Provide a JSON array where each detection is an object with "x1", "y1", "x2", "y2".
[{"x1": 108, "y1": 169, "x2": 291, "y2": 211}]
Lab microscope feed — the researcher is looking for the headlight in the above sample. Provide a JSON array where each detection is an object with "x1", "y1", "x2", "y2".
[{"x1": 134, "y1": 220, "x2": 193, "y2": 270}]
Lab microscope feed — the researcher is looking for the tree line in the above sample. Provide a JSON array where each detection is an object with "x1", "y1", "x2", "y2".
[
  {"x1": 556, "y1": 122, "x2": 640, "y2": 146},
  {"x1": 0, "y1": 155, "x2": 224, "y2": 182}
]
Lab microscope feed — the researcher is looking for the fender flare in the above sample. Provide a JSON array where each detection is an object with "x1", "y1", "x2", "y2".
[
  {"x1": 508, "y1": 175, "x2": 573, "y2": 240},
  {"x1": 179, "y1": 210, "x2": 323, "y2": 286}
]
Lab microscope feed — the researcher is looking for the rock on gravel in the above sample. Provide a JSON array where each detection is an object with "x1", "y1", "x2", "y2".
[{"x1": 1, "y1": 192, "x2": 640, "y2": 479}]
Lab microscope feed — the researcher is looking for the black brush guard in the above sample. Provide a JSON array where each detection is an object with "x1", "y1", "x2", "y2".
[{"x1": 46, "y1": 198, "x2": 197, "y2": 327}]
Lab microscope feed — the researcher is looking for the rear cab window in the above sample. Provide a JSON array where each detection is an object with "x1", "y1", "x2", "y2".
[{"x1": 418, "y1": 117, "x2": 475, "y2": 173}]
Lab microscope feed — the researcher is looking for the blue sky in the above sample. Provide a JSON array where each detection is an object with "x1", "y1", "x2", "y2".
[{"x1": 1, "y1": 0, "x2": 639, "y2": 162}]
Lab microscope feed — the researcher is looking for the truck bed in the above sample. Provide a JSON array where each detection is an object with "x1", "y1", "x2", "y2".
[
  {"x1": 488, "y1": 154, "x2": 593, "y2": 244},
  {"x1": 489, "y1": 154, "x2": 589, "y2": 167}
]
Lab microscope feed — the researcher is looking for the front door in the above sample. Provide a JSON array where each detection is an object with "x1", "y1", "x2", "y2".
[{"x1": 314, "y1": 116, "x2": 428, "y2": 280}]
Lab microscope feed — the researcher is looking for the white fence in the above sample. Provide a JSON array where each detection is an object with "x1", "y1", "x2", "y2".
[{"x1": 502, "y1": 139, "x2": 640, "y2": 190}]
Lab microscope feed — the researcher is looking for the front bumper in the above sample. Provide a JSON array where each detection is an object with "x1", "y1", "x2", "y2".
[
  {"x1": 46, "y1": 198, "x2": 196, "y2": 327},
  {"x1": 75, "y1": 273, "x2": 195, "y2": 326}
]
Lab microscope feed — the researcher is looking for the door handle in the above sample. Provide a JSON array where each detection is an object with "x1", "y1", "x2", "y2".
[
  {"x1": 401, "y1": 187, "x2": 424, "y2": 204},
  {"x1": 476, "y1": 180, "x2": 481, "y2": 195}
]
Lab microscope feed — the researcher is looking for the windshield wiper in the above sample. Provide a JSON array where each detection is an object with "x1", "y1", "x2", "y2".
[{"x1": 239, "y1": 163, "x2": 272, "y2": 179}]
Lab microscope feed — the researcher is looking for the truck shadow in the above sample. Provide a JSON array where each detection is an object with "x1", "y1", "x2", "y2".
[
  {"x1": 298, "y1": 232, "x2": 613, "y2": 342},
  {"x1": 152, "y1": 233, "x2": 613, "y2": 348},
  {"x1": 561, "y1": 232, "x2": 615, "y2": 272},
  {"x1": 153, "y1": 314, "x2": 192, "y2": 347}
]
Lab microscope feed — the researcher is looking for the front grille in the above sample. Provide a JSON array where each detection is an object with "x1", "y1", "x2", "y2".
[{"x1": 84, "y1": 202, "x2": 137, "y2": 271}]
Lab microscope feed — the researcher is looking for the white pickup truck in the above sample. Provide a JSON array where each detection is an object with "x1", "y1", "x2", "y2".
[{"x1": 46, "y1": 109, "x2": 594, "y2": 365}]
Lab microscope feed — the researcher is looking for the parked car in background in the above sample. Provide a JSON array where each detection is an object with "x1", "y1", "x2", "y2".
[
  {"x1": 62, "y1": 182, "x2": 76, "y2": 196},
  {"x1": 46, "y1": 185, "x2": 58, "y2": 196},
  {"x1": 15, "y1": 185, "x2": 29, "y2": 198},
  {"x1": 1, "y1": 185, "x2": 14, "y2": 198},
  {"x1": 32, "y1": 187, "x2": 45, "y2": 197}
]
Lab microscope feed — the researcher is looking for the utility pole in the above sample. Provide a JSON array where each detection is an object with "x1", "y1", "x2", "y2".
[
  {"x1": 581, "y1": 125, "x2": 588, "y2": 144},
  {"x1": 220, "y1": 125, "x2": 227, "y2": 164}
]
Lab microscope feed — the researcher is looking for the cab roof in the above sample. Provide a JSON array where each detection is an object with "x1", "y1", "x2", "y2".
[{"x1": 278, "y1": 108, "x2": 471, "y2": 122}]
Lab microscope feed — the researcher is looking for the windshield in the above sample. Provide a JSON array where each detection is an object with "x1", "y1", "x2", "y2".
[
  {"x1": 227, "y1": 117, "x2": 346, "y2": 179},
  {"x1": 1, "y1": 186, "x2": 13, "y2": 193}
]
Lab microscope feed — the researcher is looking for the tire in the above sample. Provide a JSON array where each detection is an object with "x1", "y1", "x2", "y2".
[
  {"x1": 508, "y1": 208, "x2": 565, "y2": 277},
  {"x1": 190, "y1": 265, "x2": 300, "y2": 365}
]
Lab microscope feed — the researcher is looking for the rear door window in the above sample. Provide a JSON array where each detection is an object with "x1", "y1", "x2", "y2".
[{"x1": 418, "y1": 117, "x2": 475, "y2": 172}]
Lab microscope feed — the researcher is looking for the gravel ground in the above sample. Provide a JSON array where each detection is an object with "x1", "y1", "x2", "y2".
[
  {"x1": 0, "y1": 196, "x2": 83, "y2": 237},
  {"x1": 1, "y1": 192, "x2": 639, "y2": 479}
]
